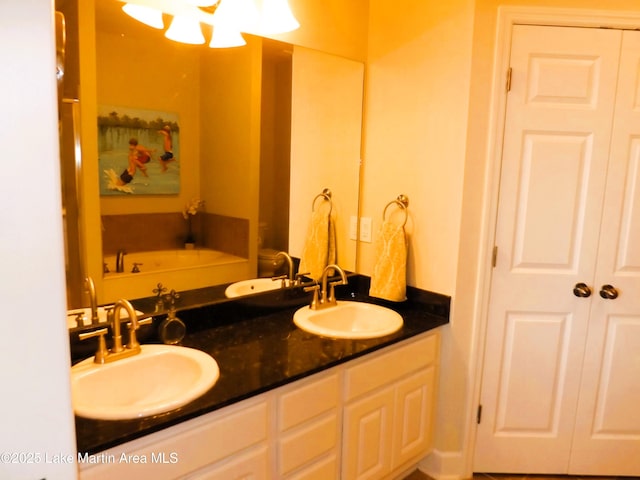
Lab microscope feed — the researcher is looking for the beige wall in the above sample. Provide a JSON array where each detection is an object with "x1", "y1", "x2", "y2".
[
  {"x1": 362, "y1": 0, "x2": 475, "y2": 296},
  {"x1": 269, "y1": 0, "x2": 369, "y2": 61}
]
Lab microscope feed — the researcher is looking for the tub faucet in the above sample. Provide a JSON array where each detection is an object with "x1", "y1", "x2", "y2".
[
  {"x1": 305, "y1": 264, "x2": 348, "y2": 310},
  {"x1": 275, "y1": 251, "x2": 295, "y2": 283},
  {"x1": 84, "y1": 276, "x2": 99, "y2": 325},
  {"x1": 116, "y1": 249, "x2": 127, "y2": 273}
]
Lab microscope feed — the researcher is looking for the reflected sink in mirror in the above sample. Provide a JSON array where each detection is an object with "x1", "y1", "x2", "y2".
[
  {"x1": 224, "y1": 278, "x2": 285, "y2": 298},
  {"x1": 71, "y1": 345, "x2": 219, "y2": 420},
  {"x1": 293, "y1": 301, "x2": 403, "y2": 339}
]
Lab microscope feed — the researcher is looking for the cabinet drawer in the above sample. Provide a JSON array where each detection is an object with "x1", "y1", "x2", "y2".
[
  {"x1": 279, "y1": 414, "x2": 339, "y2": 475},
  {"x1": 285, "y1": 453, "x2": 339, "y2": 480},
  {"x1": 278, "y1": 372, "x2": 339, "y2": 430},
  {"x1": 80, "y1": 399, "x2": 268, "y2": 480},
  {"x1": 185, "y1": 446, "x2": 269, "y2": 480},
  {"x1": 344, "y1": 332, "x2": 438, "y2": 401}
]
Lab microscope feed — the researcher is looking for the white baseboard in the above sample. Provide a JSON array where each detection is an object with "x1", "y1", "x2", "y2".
[{"x1": 418, "y1": 450, "x2": 466, "y2": 480}]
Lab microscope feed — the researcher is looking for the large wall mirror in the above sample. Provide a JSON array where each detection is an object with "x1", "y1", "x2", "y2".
[{"x1": 59, "y1": 0, "x2": 364, "y2": 311}]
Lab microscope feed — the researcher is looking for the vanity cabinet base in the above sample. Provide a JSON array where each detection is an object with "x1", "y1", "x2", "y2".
[{"x1": 79, "y1": 330, "x2": 440, "y2": 480}]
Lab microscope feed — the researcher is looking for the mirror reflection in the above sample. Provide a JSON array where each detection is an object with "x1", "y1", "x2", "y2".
[{"x1": 61, "y1": 0, "x2": 364, "y2": 317}]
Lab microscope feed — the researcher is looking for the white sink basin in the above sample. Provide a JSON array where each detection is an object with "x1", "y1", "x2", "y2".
[
  {"x1": 71, "y1": 345, "x2": 220, "y2": 420},
  {"x1": 293, "y1": 301, "x2": 403, "y2": 339},
  {"x1": 225, "y1": 278, "x2": 283, "y2": 298}
]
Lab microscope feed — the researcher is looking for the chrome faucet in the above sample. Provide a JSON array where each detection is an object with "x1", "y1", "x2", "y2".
[
  {"x1": 305, "y1": 264, "x2": 348, "y2": 310},
  {"x1": 85, "y1": 276, "x2": 99, "y2": 325},
  {"x1": 78, "y1": 298, "x2": 152, "y2": 364},
  {"x1": 116, "y1": 249, "x2": 127, "y2": 273}
]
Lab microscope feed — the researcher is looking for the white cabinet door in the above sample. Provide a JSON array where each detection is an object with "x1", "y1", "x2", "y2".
[
  {"x1": 392, "y1": 368, "x2": 437, "y2": 470},
  {"x1": 475, "y1": 25, "x2": 640, "y2": 475},
  {"x1": 342, "y1": 333, "x2": 440, "y2": 480},
  {"x1": 342, "y1": 387, "x2": 395, "y2": 480}
]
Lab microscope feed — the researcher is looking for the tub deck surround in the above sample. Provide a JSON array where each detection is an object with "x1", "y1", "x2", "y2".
[{"x1": 73, "y1": 275, "x2": 450, "y2": 455}]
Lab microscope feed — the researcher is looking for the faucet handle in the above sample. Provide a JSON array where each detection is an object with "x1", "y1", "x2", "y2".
[
  {"x1": 304, "y1": 284, "x2": 320, "y2": 310},
  {"x1": 295, "y1": 272, "x2": 311, "y2": 286},
  {"x1": 126, "y1": 317, "x2": 153, "y2": 350},
  {"x1": 78, "y1": 328, "x2": 109, "y2": 364},
  {"x1": 272, "y1": 274, "x2": 288, "y2": 288},
  {"x1": 70, "y1": 312, "x2": 85, "y2": 328},
  {"x1": 327, "y1": 280, "x2": 345, "y2": 305}
]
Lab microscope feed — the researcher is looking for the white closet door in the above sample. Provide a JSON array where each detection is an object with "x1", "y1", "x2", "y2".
[
  {"x1": 473, "y1": 25, "x2": 621, "y2": 473},
  {"x1": 568, "y1": 30, "x2": 640, "y2": 475}
]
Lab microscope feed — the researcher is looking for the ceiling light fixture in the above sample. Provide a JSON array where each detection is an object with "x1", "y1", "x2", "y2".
[
  {"x1": 256, "y1": 0, "x2": 299, "y2": 35},
  {"x1": 209, "y1": 24, "x2": 247, "y2": 48},
  {"x1": 165, "y1": 14, "x2": 206, "y2": 44},
  {"x1": 118, "y1": 0, "x2": 300, "y2": 48},
  {"x1": 121, "y1": 3, "x2": 164, "y2": 29}
]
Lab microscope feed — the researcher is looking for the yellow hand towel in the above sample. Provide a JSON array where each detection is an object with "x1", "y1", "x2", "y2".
[
  {"x1": 369, "y1": 219, "x2": 407, "y2": 302},
  {"x1": 299, "y1": 204, "x2": 336, "y2": 280}
]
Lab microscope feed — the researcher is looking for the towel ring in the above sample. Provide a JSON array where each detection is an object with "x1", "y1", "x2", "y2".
[
  {"x1": 382, "y1": 194, "x2": 409, "y2": 227},
  {"x1": 311, "y1": 188, "x2": 333, "y2": 214}
]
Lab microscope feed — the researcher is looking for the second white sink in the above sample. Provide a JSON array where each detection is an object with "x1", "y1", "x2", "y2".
[
  {"x1": 71, "y1": 345, "x2": 220, "y2": 420},
  {"x1": 225, "y1": 278, "x2": 283, "y2": 298},
  {"x1": 294, "y1": 301, "x2": 403, "y2": 339}
]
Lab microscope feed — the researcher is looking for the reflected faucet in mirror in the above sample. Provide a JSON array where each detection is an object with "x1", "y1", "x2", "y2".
[
  {"x1": 275, "y1": 251, "x2": 294, "y2": 283},
  {"x1": 84, "y1": 276, "x2": 99, "y2": 325}
]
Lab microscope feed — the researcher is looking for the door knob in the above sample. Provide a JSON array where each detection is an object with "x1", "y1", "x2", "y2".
[
  {"x1": 573, "y1": 283, "x2": 592, "y2": 298},
  {"x1": 599, "y1": 284, "x2": 619, "y2": 299}
]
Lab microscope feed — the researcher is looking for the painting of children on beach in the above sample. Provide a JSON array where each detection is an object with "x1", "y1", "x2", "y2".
[{"x1": 98, "y1": 105, "x2": 180, "y2": 195}]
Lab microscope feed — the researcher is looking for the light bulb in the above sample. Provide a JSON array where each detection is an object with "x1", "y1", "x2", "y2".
[
  {"x1": 209, "y1": 24, "x2": 246, "y2": 48},
  {"x1": 212, "y1": 0, "x2": 259, "y2": 33},
  {"x1": 121, "y1": 3, "x2": 164, "y2": 29},
  {"x1": 183, "y1": 0, "x2": 219, "y2": 6},
  {"x1": 259, "y1": 0, "x2": 299, "y2": 34},
  {"x1": 165, "y1": 15, "x2": 205, "y2": 45}
]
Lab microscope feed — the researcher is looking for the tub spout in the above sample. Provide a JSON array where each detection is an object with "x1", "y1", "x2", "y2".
[{"x1": 116, "y1": 249, "x2": 127, "y2": 273}]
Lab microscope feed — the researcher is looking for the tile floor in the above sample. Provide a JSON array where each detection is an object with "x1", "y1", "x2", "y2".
[{"x1": 402, "y1": 472, "x2": 639, "y2": 480}]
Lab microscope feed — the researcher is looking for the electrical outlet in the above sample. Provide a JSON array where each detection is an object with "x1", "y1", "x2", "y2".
[
  {"x1": 349, "y1": 215, "x2": 358, "y2": 240},
  {"x1": 360, "y1": 217, "x2": 372, "y2": 243}
]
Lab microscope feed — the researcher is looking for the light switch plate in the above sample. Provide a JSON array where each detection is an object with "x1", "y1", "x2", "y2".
[
  {"x1": 349, "y1": 215, "x2": 358, "y2": 241},
  {"x1": 360, "y1": 217, "x2": 372, "y2": 243}
]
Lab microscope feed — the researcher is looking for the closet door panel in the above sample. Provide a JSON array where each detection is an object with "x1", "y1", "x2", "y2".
[{"x1": 569, "y1": 30, "x2": 640, "y2": 475}]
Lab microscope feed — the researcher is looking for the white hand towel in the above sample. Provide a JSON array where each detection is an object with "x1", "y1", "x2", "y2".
[{"x1": 369, "y1": 219, "x2": 407, "y2": 302}]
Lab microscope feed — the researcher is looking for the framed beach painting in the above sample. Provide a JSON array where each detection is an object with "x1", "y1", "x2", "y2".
[{"x1": 97, "y1": 105, "x2": 180, "y2": 195}]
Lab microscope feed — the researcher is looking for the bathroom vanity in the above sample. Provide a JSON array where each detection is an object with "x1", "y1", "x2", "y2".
[{"x1": 73, "y1": 276, "x2": 449, "y2": 480}]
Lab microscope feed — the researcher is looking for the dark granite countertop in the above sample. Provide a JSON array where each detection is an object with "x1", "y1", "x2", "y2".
[{"x1": 73, "y1": 275, "x2": 450, "y2": 455}]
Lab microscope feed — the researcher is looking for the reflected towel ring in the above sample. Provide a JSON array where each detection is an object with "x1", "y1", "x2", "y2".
[
  {"x1": 382, "y1": 194, "x2": 409, "y2": 227},
  {"x1": 311, "y1": 187, "x2": 333, "y2": 214}
]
